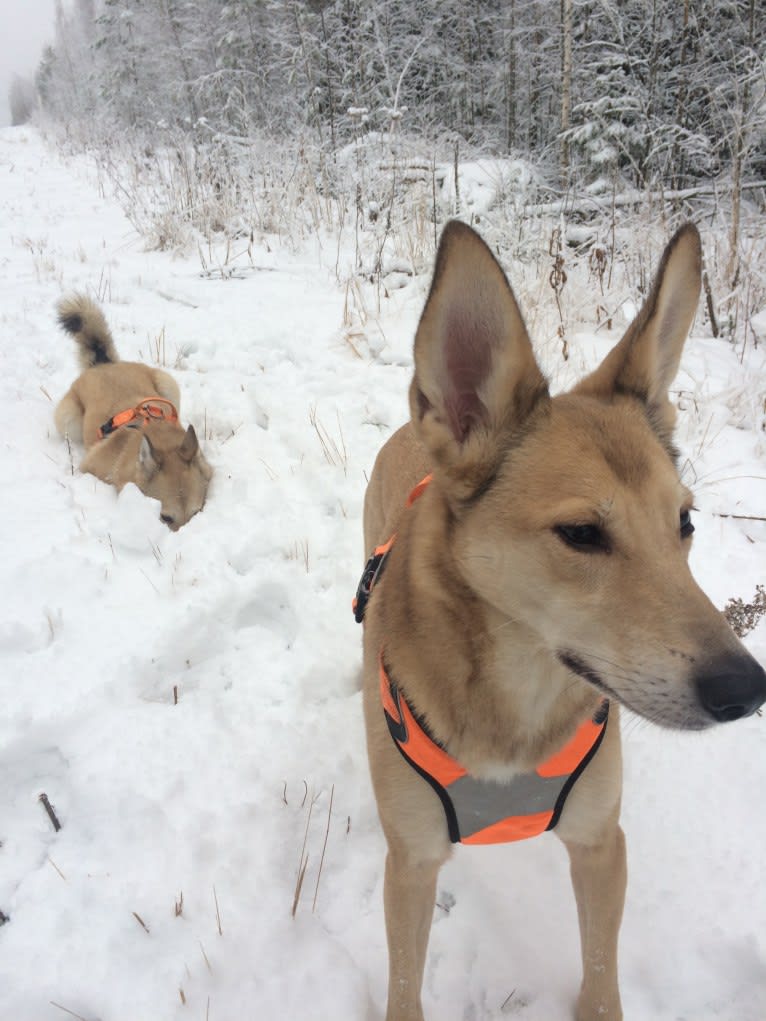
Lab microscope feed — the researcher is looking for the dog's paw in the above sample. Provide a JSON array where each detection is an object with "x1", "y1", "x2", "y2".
[{"x1": 575, "y1": 994, "x2": 622, "y2": 1021}]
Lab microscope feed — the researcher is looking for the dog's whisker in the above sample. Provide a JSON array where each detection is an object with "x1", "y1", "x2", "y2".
[{"x1": 487, "y1": 616, "x2": 520, "y2": 635}]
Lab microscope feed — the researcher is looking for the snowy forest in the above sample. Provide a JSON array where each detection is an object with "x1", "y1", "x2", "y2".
[
  {"x1": 33, "y1": 0, "x2": 766, "y2": 190},
  {"x1": 21, "y1": 2, "x2": 764, "y2": 348}
]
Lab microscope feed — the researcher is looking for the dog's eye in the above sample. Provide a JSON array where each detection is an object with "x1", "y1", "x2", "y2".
[
  {"x1": 555, "y1": 524, "x2": 608, "y2": 552},
  {"x1": 680, "y1": 509, "x2": 694, "y2": 538}
]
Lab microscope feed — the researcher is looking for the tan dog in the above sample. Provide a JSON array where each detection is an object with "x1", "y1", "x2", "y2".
[
  {"x1": 55, "y1": 295, "x2": 212, "y2": 530},
  {"x1": 360, "y1": 221, "x2": 766, "y2": 1021}
]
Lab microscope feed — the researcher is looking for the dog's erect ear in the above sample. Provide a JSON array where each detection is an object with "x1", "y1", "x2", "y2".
[
  {"x1": 138, "y1": 435, "x2": 161, "y2": 476},
  {"x1": 575, "y1": 223, "x2": 701, "y2": 438},
  {"x1": 178, "y1": 424, "x2": 199, "y2": 463},
  {"x1": 409, "y1": 221, "x2": 548, "y2": 498}
]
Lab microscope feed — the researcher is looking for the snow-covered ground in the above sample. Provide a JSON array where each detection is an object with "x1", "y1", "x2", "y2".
[{"x1": 0, "y1": 126, "x2": 764, "y2": 1021}]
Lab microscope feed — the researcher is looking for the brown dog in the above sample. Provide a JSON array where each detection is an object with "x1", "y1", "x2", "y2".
[
  {"x1": 359, "y1": 221, "x2": 766, "y2": 1021},
  {"x1": 55, "y1": 294, "x2": 212, "y2": 529}
]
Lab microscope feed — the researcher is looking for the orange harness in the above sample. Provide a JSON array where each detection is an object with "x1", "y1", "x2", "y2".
[
  {"x1": 354, "y1": 475, "x2": 609, "y2": 846},
  {"x1": 98, "y1": 397, "x2": 179, "y2": 440}
]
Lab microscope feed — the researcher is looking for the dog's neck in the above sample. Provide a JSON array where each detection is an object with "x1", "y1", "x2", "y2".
[
  {"x1": 100, "y1": 420, "x2": 182, "y2": 487},
  {"x1": 375, "y1": 488, "x2": 600, "y2": 778}
]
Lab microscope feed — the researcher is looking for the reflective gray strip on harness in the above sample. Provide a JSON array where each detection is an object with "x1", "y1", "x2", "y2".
[{"x1": 448, "y1": 770, "x2": 575, "y2": 841}]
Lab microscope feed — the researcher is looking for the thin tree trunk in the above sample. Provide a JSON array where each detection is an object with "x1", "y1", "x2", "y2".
[
  {"x1": 160, "y1": 0, "x2": 199, "y2": 126},
  {"x1": 319, "y1": 8, "x2": 336, "y2": 154},
  {"x1": 506, "y1": 0, "x2": 517, "y2": 150},
  {"x1": 671, "y1": 0, "x2": 691, "y2": 190},
  {"x1": 560, "y1": 0, "x2": 573, "y2": 186},
  {"x1": 727, "y1": 0, "x2": 756, "y2": 285}
]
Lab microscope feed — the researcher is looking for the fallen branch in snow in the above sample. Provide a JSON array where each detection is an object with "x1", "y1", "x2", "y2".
[
  {"x1": 713, "y1": 512, "x2": 766, "y2": 522},
  {"x1": 500, "y1": 987, "x2": 518, "y2": 1012},
  {"x1": 38, "y1": 792, "x2": 62, "y2": 832},
  {"x1": 154, "y1": 289, "x2": 198, "y2": 309},
  {"x1": 132, "y1": 911, "x2": 150, "y2": 933},
  {"x1": 526, "y1": 180, "x2": 766, "y2": 218}
]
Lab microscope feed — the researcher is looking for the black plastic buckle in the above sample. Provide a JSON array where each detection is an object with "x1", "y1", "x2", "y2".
[{"x1": 353, "y1": 548, "x2": 389, "y2": 623}]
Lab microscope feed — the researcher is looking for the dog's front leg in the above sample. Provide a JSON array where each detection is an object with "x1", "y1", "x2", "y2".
[
  {"x1": 383, "y1": 847, "x2": 443, "y2": 1021},
  {"x1": 564, "y1": 824, "x2": 626, "y2": 1021}
]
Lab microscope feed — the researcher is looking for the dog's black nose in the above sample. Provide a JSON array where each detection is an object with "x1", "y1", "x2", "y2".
[{"x1": 695, "y1": 655, "x2": 766, "y2": 722}]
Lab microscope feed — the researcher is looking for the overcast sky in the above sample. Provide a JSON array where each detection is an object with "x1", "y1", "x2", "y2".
[{"x1": 0, "y1": 0, "x2": 57, "y2": 126}]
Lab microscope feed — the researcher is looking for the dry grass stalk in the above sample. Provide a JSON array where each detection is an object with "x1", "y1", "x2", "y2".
[
  {"x1": 259, "y1": 458, "x2": 278, "y2": 481},
  {"x1": 213, "y1": 885, "x2": 223, "y2": 936},
  {"x1": 723, "y1": 585, "x2": 766, "y2": 638},
  {"x1": 288, "y1": 538, "x2": 310, "y2": 573},
  {"x1": 199, "y1": 940, "x2": 212, "y2": 972},
  {"x1": 152, "y1": 325, "x2": 167, "y2": 366},
  {"x1": 292, "y1": 786, "x2": 318, "y2": 916},
  {"x1": 309, "y1": 405, "x2": 348, "y2": 473},
  {"x1": 47, "y1": 857, "x2": 67, "y2": 880},
  {"x1": 312, "y1": 784, "x2": 335, "y2": 913},
  {"x1": 138, "y1": 568, "x2": 160, "y2": 594},
  {"x1": 291, "y1": 856, "x2": 309, "y2": 918},
  {"x1": 49, "y1": 1002, "x2": 91, "y2": 1021}
]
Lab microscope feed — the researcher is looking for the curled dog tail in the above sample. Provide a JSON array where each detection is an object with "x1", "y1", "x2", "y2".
[{"x1": 57, "y1": 293, "x2": 119, "y2": 369}]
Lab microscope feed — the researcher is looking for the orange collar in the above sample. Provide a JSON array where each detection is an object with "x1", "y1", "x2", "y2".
[
  {"x1": 353, "y1": 474, "x2": 432, "y2": 622},
  {"x1": 98, "y1": 397, "x2": 179, "y2": 440}
]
